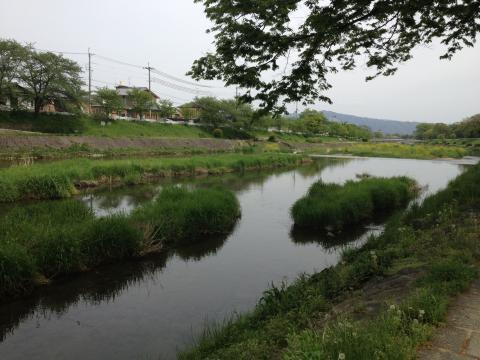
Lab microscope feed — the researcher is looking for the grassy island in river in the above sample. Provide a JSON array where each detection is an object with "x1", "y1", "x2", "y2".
[
  {"x1": 0, "y1": 186, "x2": 240, "y2": 301},
  {"x1": 291, "y1": 176, "x2": 418, "y2": 231}
]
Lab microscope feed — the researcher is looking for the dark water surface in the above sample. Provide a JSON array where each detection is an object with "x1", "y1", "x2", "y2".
[{"x1": 0, "y1": 157, "x2": 470, "y2": 360}]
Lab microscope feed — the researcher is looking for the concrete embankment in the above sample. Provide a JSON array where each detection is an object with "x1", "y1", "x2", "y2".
[{"x1": 0, "y1": 135, "x2": 249, "y2": 152}]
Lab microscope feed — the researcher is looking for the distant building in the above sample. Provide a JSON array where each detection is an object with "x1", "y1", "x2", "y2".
[
  {"x1": 0, "y1": 83, "x2": 59, "y2": 113},
  {"x1": 91, "y1": 85, "x2": 162, "y2": 121},
  {"x1": 176, "y1": 104, "x2": 201, "y2": 121}
]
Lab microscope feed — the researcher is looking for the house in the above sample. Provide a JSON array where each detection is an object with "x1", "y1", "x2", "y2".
[
  {"x1": 176, "y1": 104, "x2": 201, "y2": 121},
  {"x1": 0, "y1": 83, "x2": 75, "y2": 113},
  {"x1": 91, "y1": 85, "x2": 162, "y2": 121}
]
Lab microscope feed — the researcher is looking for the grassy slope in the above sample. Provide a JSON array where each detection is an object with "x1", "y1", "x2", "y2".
[
  {"x1": 82, "y1": 120, "x2": 213, "y2": 138},
  {"x1": 0, "y1": 153, "x2": 305, "y2": 202},
  {"x1": 0, "y1": 187, "x2": 240, "y2": 300},
  {"x1": 180, "y1": 163, "x2": 480, "y2": 360}
]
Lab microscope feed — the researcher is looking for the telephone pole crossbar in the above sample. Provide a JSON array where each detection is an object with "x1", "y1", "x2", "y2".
[{"x1": 143, "y1": 63, "x2": 155, "y2": 91}]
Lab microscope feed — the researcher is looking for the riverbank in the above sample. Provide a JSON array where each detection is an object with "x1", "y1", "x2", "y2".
[
  {"x1": 0, "y1": 134, "x2": 250, "y2": 160},
  {"x1": 179, "y1": 162, "x2": 480, "y2": 359},
  {"x1": 0, "y1": 153, "x2": 308, "y2": 202},
  {"x1": 300, "y1": 142, "x2": 469, "y2": 159}
]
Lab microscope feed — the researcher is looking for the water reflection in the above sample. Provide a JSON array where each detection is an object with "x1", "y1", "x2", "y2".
[{"x1": 290, "y1": 224, "x2": 381, "y2": 250}]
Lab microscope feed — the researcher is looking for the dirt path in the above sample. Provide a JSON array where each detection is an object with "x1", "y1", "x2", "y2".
[{"x1": 418, "y1": 279, "x2": 480, "y2": 359}]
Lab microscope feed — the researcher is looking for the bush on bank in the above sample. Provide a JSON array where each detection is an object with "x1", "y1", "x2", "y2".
[
  {"x1": 0, "y1": 186, "x2": 240, "y2": 300},
  {"x1": 291, "y1": 176, "x2": 417, "y2": 230}
]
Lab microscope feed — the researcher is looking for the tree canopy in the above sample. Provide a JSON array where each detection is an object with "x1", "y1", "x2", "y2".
[
  {"x1": 0, "y1": 39, "x2": 84, "y2": 115},
  {"x1": 0, "y1": 39, "x2": 29, "y2": 101},
  {"x1": 94, "y1": 87, "x2": 123, "y2": 117},
  {"x1": 19, "y1": 51, "x2": 84, "y2": 115},
  {"x1": 415, "y1": 114, "x2": 480, "y2": 139},
  {"x1": 157, "y1": 99, "x2": 177, "y2": 119},
  {"x1": 127, "y1": 88, "x2": 156, "y2": 119},
  {"x1": 190, "y1": 1, "x2": 480, "y2": 112}
]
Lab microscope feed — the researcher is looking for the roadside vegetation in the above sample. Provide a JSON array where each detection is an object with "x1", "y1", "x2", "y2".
[
  {"x1": 311, "y1": 142, "x2": 468, "y2": 159},
  {"x1": 291, "y1": 177, "x2": 417, "y2": 231},
  {"x1": 0, "y1": 186, "x2": 240, "y2": 300},
  {"x1": 0, "y1": 153, "x2": 306, "y2": 202},
  {"x1": 179, "y1": 162, "x2": 480, "y2": 360}
]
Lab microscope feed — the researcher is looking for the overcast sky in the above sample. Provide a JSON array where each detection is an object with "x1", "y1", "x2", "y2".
[{"x1": 1, "y1": 0, "x2": 478, "y2": 123}]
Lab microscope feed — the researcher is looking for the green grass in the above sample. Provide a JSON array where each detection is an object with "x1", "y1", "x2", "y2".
[
  {"x1": 252, "y1": 129, "x2": 340, "y2": 143},
  {"x1": 83, "y1": 119, "x2": 213, "y2": 138},
  {"x1": 0, "y1": 111, "x2": 213, "y2": 138},
  {"x1": 179, "y1": 163, "x2": 480, "y2": 360},
  {"x1": 0, "y1": 186, "x2": 240, "y2": 300},
  {"x1": 133, "y1": 187, "x2": 240, "y2": 245},
  {"x1": 291, "y1": 177, "x2": 417, "y2": 230},
  {"x1": 311, "y1": 142, "x2": 468, "y2": 159},
  {"x1": 0, "y1": 153, "x2": 305, "y2": 202}
]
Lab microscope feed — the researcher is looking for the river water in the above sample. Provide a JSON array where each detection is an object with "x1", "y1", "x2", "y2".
[{"x1": 0, "y1": 157, "x2": 472, "y2": 360}]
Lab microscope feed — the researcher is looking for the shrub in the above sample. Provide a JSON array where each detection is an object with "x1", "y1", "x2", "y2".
[{"x1": 213, "y1": 128, "x2": 224, "y2": 138}]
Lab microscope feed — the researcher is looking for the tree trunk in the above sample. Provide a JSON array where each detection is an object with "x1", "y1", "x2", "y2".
[{"x1": 34, "y1": 97, "x2": 42, "y2": 117}]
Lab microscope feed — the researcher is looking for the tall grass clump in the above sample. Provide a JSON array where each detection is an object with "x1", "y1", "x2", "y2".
[
  {"x1": 81, "y1": 215, "x2": 144, "y2": 267},
  {"x1": 291, "y1": 177, "x2": 417, "y2": 230},
  {"x1": 0, "y1": 153, "x2": 303, "y2": 202},
  {"x1": 134, "y1": 186, "x2": 241, "y2": 245},
  {"x1": 0, "y1": 201, "x2": 143, "y2": 300},
  {"x1": 0, "y1": 184, "x2": 240, "y2": 300}
]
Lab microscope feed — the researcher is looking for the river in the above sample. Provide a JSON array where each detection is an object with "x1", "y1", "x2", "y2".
[{"x1": 0, "y1": 156, "x2": 472, "y2": 360}]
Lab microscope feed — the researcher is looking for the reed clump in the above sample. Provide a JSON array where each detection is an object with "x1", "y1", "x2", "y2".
[
  {"x1": 133, "y1": 186, "x2": 240, "y2": 245},
  {"x1": 0, "y1": 186, "x2": 240, "y2": 300},
  {"x1": 291, "y1": 177, "x2": 417, "y2": 230}
]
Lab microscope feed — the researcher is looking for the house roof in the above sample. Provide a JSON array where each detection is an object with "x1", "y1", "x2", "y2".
[{"x1": 115, "y1": 85, "x2": 159, "y2": 99}]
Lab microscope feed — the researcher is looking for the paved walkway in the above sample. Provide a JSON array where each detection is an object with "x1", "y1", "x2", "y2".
[{"x1": 418, "y1": 279, "x2": 480, "y2": 359}]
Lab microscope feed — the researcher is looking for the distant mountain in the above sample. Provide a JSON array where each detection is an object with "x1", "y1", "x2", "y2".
[{"x1": 322, "y1": 110, "x2": 419, "y2": 135}]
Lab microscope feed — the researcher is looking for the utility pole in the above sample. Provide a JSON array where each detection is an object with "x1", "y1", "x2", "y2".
[
  {"x1": 143, "y1": 63, "x2": 154, "y2": 91},
  {"x1": 88, "y1": 48, "x2": 92, "y2": 112},
  {"x1": 235, "y1": 86, "x2": 239, "y2": 109}
]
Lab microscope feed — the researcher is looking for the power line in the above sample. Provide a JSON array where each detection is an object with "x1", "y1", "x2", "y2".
[
  {"x1": 151, "y1": 68, "x2": 213, "y2": 88},
  {"x1": 151, "y1": 77, "x2": 212, "y2": 96},
  {"x1": 32, "y1": 46, "x2": 224, "y2": 98}
]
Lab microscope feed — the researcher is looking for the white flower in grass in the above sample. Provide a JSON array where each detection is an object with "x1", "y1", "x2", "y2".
[
  {"x1": 419, "y1": 309, "x2": 425, "y2": 318},
  {"x1": 413, "y1": 318, "x2": 419, "y2": 325},
  {"x1": 389, "y1": 304, "x2": 396, "y2": 311},
  {"x1": 338, "y1": 353, "x2": 346, "y2": 360}
]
